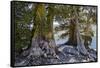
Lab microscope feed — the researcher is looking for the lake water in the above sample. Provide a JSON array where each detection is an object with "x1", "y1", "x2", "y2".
[{"x1": 90, "y1": 36, "x2": 97, "y2": 50}]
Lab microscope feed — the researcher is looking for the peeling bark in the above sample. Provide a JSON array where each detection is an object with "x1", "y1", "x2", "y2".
[{"x1": 65, "y1": 19, "x2": 77, "y2": 46}]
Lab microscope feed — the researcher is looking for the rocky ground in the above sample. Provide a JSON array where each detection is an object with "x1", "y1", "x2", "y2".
[{"x1": 15, "y1": 43, "x2": 97, "y2": 67}]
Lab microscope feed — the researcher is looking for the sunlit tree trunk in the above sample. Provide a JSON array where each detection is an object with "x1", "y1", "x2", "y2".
[
  {"x1": 46, "y1": 4, "x2": 59, "y2": 54},
  {"x1": 28, "y1": 4, "x2": 58, "y2": 57}
]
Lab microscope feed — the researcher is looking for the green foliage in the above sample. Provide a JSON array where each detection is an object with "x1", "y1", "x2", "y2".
[{"x1": 14, "y1": 2, "x2": 33, "y2": 52}]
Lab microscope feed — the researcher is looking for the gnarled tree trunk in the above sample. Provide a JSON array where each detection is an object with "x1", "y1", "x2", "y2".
[
  {"x1": 73, "y1": 6, "x2": 88, "y2": 55},
  {"x1": 29, "y1": 4, "x2": 58, "y2": 57},
  {"x1": 65, "y1": 19, "x2": 77, "y2": 46}
]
